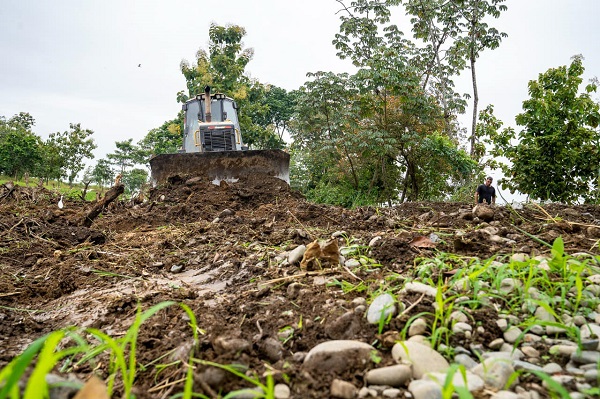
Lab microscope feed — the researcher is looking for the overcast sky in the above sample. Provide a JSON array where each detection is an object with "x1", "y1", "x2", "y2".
[{"x1": 1, "y1": 0, "x2": 598, "y2": 188}]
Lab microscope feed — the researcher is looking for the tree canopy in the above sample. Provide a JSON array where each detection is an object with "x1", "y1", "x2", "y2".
[{"x1": 488, "y1": 56, "x2": 600, "y2": 203}]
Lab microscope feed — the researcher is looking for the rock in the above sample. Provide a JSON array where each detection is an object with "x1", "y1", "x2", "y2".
[
  {"x1": 408, "y1": 318, "x2": 428, "y2": 336},
  {"x1": 489, "y1": 338, "x2": 504, "y2": 350},
  {"x1": 425, "y1": 370, "x2": 485, "y2": 392},
  {"x1": 198, "y1": 366, "x2": 226, "y2": 388},
  {"x1": 496, "y1": 318, "x2": 508, "y2": 331},
  {"x1": 454, "y1": 353, "x2": 478, "y2": 370},
  {"x1": 542, "y1": 362, "x2": 562, "y2": 374},
  {"x1": 510, "y1": 253, "x2": 530, "y2": 263},
  {"x1": 170, "y1": 264, "x2": 184, "y2": 273},
  {"x1": 534, "y1": 306, "x2": 555, "y2": 322},
  {"x1": 47, "y1": 374, "x2": 82, "y2": 399},
  {"x1": 366, "y1": 293, "x2": 396, "y2": 324},
  {"x1": 286, "y1": 282, "x2": 302, "y2": 298},
  {"x1": 304, "y1": 340, "x2": 376, "y2": 373},
  {"x1": 403, "y1": 282, "x2": 438, "y2": 297},
  {"x1": 579, "y1": 323, "x2": 600, "y2": 340},
  {"x1": 391, "y1": 341, "x2": 450, "y2": 379},
  {"x1": 382, "y1": 388, "x2": 401, "y2": 398},
  {"x1": 512, "y1": 360, "x2": 543, "y2": 373},
  {"x1": 365, "y1": 364, "x2": 412, "y2": 387},
  {"x1": 258, "y1": 337, "x2": 283, "y2": 362},
  {"x1": 503, "y1": 326, "x2": 523, "y2": 344},
  {"x1": 330, "y1": 379, "x2": 357, "y2": 399},
  {"x1": 326, "y1": 311, "x2": 362, "y2": 339},
  {"x1": 287, "y1": 245, "x2": 306, "y2": 265},
  {"x1": 472, "y1": 357, "x2": 516, "y2": 390},
  {"x1": 452, "y1": 322, "x2": 472, "y2": 334},
  {"x1": 520, "y1": 346, "x2": 540, "y2": 358},
  {"x1": 571, "y1": 350, "x2": 600, "y2": 365},
  {"x1": 491, "y1": 391, "x2": 520, "y2": 399},
  {"x1": 219, "y1": 208, "x2": 234, "y2": 218},
  {"x1": 212, "y1": 336, "x2": 251, "y2": 355},
  {"x1": 408, "y1": 379, "x2": 442, "y2": 399},
  {"x1": 369, "y1": 236, "x2": 382, "y2": 247},
  {"x1": 500, "y1": 278, "x2": 522, "y2": 293},
  {"x1": 473, "y1": 204, "x2": 495, "y2": 221},
  {"x1": 274, "y1": 383, "x2": 291, "y2": 399}
]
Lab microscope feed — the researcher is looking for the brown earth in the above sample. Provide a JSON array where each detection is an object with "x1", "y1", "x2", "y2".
[{"x1": 1, "y1": 176, "x2": 599, "y2": 398}]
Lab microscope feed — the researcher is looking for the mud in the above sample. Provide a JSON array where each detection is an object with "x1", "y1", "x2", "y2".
[{"x1": 1, "y1": 177, "x2": 599, "y2": 398}]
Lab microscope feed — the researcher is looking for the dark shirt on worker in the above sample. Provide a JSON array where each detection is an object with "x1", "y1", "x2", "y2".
[{"x1": 476, "y1": 184, "x2": 495, "y2": 204}]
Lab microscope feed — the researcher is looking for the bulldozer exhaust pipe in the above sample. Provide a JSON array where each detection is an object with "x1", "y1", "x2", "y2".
[{"x1": 204, "y1": 85, "x2": 212, "y2": 122}]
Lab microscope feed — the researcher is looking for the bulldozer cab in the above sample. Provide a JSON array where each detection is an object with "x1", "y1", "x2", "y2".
[{"x1": 182, "y1": 92, "x2": 246, "y2": 153}]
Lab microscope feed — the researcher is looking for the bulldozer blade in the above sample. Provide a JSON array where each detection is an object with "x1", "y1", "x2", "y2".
[{"x1": 150, "y1": 149, "x2": 290, "y2": 186}]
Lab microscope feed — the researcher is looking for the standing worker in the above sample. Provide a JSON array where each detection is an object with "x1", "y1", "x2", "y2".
[{"x1": 475, "y1": 176, "x2": 496, "y2": 205}]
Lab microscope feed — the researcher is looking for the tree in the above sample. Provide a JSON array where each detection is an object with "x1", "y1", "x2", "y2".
[
  {"x1": 178, "y1": 24, "x2": 280, "y2": 149},
  {"x1": 452, "y1": 0, "x2": 508, "y2": 156},
  {"x1": 0, "y1": 123, "x2": 42, "y2": 180},
  {"x1": 48, "y1": 123, "x2": 97, "y2": 186},
  {"x1": 90, "y1": 159, "x2": 114, "y2": 190},
  {"x1": 290, "y1": 0, "x2": 475, "y2": 206},
  {"x1": 490, "y1": 57, "x2": 600, "y2": 203},
  {"x1": 139, "y1": 114, "x2": 183, "y2": 156},
  {"x1": 107, "y1": 139, "x2": 147, "y2": 173},
  {"x1": 122, "y1": 168, "x2": 148, "y2": 195}
]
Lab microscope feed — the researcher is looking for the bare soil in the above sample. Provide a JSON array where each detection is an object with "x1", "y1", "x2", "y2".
[{"x1": 1, "y1": 176, "x2": 599, "y2": 398}]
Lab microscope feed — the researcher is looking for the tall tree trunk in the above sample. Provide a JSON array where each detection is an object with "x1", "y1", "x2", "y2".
[{"x1": 469, "y1": 44, "x2": 479, "y2": 158}]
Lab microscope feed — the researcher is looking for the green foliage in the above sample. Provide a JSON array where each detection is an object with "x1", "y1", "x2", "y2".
[
  {"x1": 47, "y1": 123, "x2": 97, "y2": 186},
  {"x1": 90, "y1": 159, "x2": 114, "y2": 189},
  {"x1": 122, "y1": 168, "x2": 148, "y2": 194},
  {"x1": 0, "y1": 115, "x2": 43, "y2": 180},
  {"x1": 489, "y1": 56, "x2": 600, "y2": 203},
  {"x1": 107, "y1": 139, "x2": 148, "y2": 173},
  {"x1": 139, "y1": 114, "x2": 183, "y2": 156},
  {"x1": 174, "y1": 24, "x2": 288, "y2": 150}
]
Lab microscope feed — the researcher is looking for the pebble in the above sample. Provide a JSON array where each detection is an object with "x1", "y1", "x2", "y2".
[
  {"x1": 571, "y1": 350, "x2": 600, "y2": 365},
  {"x1": 472, "y1": 357, "x2": 515, "y2": 390},
  {"x1": 583, "y1": 369, "x2": 599, "y2": 382},
  {"x1": 452, "y1": 322, "x2": 472, "y2": 334},
  {"x1": 425, "y1": 371, "x2": 485, "y2": 392},
  {"x1": 365, "y1": 364, "x2": 412, "y2": 387},
  {"x1": 330, "y1": 379, "x2": 357, "y2": 399},
  {"x1": 454, "y1": 353, "x2": 478, "y2": 370},
  {"x1": 392, "y1": 341, "x2": 449, "y2": 379},
  {"x1": 287, "y1": 245, "x2": 306, "y2": 265},
  {"x1": 402, "y1": 282, "x2": 438, "y2": 297},
  {"x1": 304, "y1": 340, "x2": 376, "y2": 373},
  {"x1": 358, "y1": 387, "x2": 378, "y2": 398},
  {"x1": 491, "y1": 391, "x2": 520, "y2": 399},
  {"x1": 520, "y1": 346, "x2": 540, "y2": 358},
  {"x1": 170, "y1": 264, "x2": 183, "y2": 273},
  {"x1": 542, "y1": 362, "x2": 562, "y2": 374},
  {"x1": 382, "y1": 388, "x2": 401, "y2": 398},
  {"x1": 274, "y1": 384, "x2": 291, "y2": 399},
  {"x1": 503, "y1": 326, "x2": 523, "y2": 343},
  {"x1": 408, "y1": 318, "x2": 428, "y2": 336},
  {"x1": 408, "y1": 379, "x2": 442, "y2": 399},
  {"x1": 500, "y1": 278, "x2": 522, "y2": 293},
  {"x1": 366, "y1": 293, "x2": 397, "y2": 324},
  {"x1": 496, "y1": 318, "x2": 508, "y2": 331},
  {"x1": 512, "y1": 360, "x2": 543, "y2": 373}
]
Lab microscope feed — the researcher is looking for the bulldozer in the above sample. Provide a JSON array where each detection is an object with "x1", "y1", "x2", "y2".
[{"x1": 150, "y1": 86, "x2": 290, "y2": 185}]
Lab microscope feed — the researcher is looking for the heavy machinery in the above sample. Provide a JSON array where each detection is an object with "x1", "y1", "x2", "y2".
[{"x1": 150, "y1": 86, "x2": 290, "y2": 185}]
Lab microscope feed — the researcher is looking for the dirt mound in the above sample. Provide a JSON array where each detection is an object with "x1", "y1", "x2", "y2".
[{"x1": 1, "y1": 176, "x2": 599, "y2": 398}]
